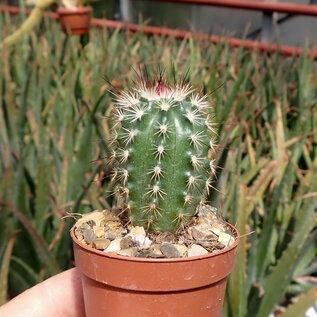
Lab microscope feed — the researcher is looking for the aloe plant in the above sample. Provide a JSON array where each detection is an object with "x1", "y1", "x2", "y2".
[{"x1": 110, "y1": 75, "x2": 217, "y2": 232}]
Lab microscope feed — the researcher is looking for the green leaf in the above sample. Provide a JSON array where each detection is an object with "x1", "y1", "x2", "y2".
[
  {"x1": 0, "y1": 232, "x2": 17, "y2": 305},
  {"x1": 2, "y1": 201, "x2": 60, "y2": 276},
  {"x1": 227, "y1": 184, "x2": 247, "y2": 317},
  {"x1": 280, "y1": 288, "x2": 317, "y2": 317},
  {"x1": 258, "y1": 170, "x2": 317, "y2": 317}
]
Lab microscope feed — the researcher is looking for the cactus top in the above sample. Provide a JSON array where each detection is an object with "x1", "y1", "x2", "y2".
[{"x1": 110, "y1": 76, "x2": 217, "y2": 233}]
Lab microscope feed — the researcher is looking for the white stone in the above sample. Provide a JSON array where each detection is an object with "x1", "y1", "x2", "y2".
[
  {"x1": 104, "y1": 238, "x2": 122, "y2": 253},
  {"x1": 139, "y1": 236, "x2": 152, "y2": 249},
  {"x1": 218, "y1": 232, "x2": 235, "y2": 247},
  {"x1": 129, "y1": 226, "x2": 146, "y2": 236},
  {"x1": 210, "y1": 223, "x2": 225, "y2": 236},
  {"x1": 304, "y1": 304, "x2": 317, "y2": 317},
  {"x1": 188, "y1": 244, "x2": 208, "y2": 257},
  {"x1": 127, "y1": 226, "x2": 152, "y2": 248}
]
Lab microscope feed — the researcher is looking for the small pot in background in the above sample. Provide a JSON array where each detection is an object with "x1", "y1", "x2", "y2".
[{"x1": 57, "y1": 6, "x2": 92, "y2": 36}]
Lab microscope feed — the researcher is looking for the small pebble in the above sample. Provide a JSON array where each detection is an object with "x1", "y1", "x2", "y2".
[
  {"x1": 174, "y1": 244, "x2": 188, "y2": 257},
  {"x1": 210, "y1": 223, "x2": 225, "y2": 236},
  {"x1": 218, "y1": 232, "x2": 235, "y2": 247},
  {"x1": 149, "y1": 244, "x2": 164, "y2": 257},
  {"x1": 93, "y1": 226, "x2": 105, "y2": 238},
  {"x1": 120, "y1": 236, "x2": 133, "y2": 249},
  {"x1": 104, "y1": 228, "x2": 117, "y2": 241},
  {"x1": 139, "y1": 236, "x2": 152, "y2": 249},
  {"x1": 102, "y1": 210, "x2": 121, "y2": 223},
  {"x1": 76, "y1": 211, "x2": 106, "y2": 228},
  {"x1": 104, "y1": 238, "x2": 122, "y2": 253},
  {"x1": 128, "y1": 226, "x2": 152, "y2": 248},
  {"x1": 117, "y1": 247, "x2": 137, "y2": 257},
  {"x1": 129, "y1": 226, "x2": 146, "y2": 236},
  {"x1": 83, "y1": 228, "x2": 95, "y2": 244},
  {"x1": 160, "y1": 242, "x2": 180, "y2": 258},
  {"x1": 107, "y1": 221, "x2": 121, "y2": 229},
  {"x1": 190, "y1": 226, "x2": 217, "y2": 241},
  {"x1": 93, "y1": 238, "x2": 111, "y2": 250},
  {"x1": 188, "y1": 244, "x2": 208, "y2": 257}
]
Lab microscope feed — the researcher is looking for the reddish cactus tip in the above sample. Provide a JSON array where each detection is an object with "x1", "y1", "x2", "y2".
[{"x1": 155, "y1": 75, "x2": 166, "y2": 95}]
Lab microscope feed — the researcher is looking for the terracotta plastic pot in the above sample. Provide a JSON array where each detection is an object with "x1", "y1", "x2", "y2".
[
  {"x1": 71, "y1": 223, "x2": 239, "y2": 317},
  {"x1": 57, "y1": 6, "x2": 92, "y2": 35}
]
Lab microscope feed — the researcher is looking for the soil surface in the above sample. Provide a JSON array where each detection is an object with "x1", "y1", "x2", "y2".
[{"x1": 74, "y1": 205, "x2": 236, "y2": 258}]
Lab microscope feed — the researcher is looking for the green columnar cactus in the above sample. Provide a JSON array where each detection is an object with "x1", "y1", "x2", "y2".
[{"x1": 110, "y1": 75, "x2": 217, "y2": 233}]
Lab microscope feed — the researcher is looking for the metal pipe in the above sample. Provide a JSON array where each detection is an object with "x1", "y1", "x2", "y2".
[
  {"x1": 92, "y1": 19, "x2": 317, "y2": 58},
  {"x1": 148, "y1": 0, "x2": 317, "y2": 16},
  {"x1": 1, "y1": 5, "x2": 317, "y2": 59}
]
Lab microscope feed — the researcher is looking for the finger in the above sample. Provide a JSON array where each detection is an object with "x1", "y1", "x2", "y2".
[{"x1": 0, "y1": 267, "x2": 85, "y2": 317}]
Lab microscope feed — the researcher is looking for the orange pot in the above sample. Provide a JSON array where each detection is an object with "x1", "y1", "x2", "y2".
[
  {"x1": 57, "y1": 6, "x2": 92, "y2": 35},
  {"x1": 71, "y1": 223, "x2": 239, "y2": 317}
]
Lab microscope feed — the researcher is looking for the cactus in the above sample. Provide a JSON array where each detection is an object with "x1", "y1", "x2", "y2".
[{"x1": 110, "y1": 75, "x2": 217, "y2": 232}]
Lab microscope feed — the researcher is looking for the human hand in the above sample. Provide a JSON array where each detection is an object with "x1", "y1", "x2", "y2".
[{"x1": 0, "y1": 267, "x2": 85, "y2": 317}]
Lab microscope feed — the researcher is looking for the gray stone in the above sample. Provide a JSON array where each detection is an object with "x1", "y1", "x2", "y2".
[
  {"x1": 215, "y1": 242, "x2": 225, "y2": 250},
  {"x1": 83, "y1": 228, "x2": 96, "y2": 244},
  {"x1": 76, "y1": 222, "x2": 90, "y2": 231},
  {"x1": 160, "y1": 242, "x2": 180, "y2": 258}
]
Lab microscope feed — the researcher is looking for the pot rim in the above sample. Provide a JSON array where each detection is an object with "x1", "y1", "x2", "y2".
[
  {"x1": 57, "y1": 6, "x2": 92, "y2": 14},
  {"x1": 71, "y1": 221, "x2": 240, "y2": 263}
]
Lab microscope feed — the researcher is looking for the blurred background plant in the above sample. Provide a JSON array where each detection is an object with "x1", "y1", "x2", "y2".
[
  {"x1": 0, "y1": 11, "x2": 316, "y2": 316},
  {"x1": 0, "y1": 0, "x2": 99, "y2": 47}
]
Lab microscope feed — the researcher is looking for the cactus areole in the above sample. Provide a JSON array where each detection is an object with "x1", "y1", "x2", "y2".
[{"x1": 110, "y1": 75, "x2": 217, "y2": 233}]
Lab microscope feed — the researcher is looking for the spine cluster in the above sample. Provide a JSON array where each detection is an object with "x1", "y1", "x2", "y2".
[{"x1": 109, "y1": 77, "x2": 217, "y2": 232}]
